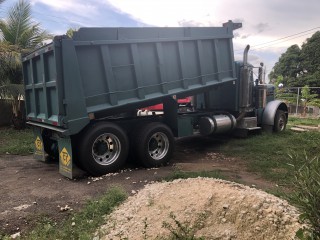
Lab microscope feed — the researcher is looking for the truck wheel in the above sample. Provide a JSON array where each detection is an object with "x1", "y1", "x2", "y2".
[
  {"x1": 42, "y1": 130, "x2": 58, "y2": 160},
  {"x1": 134, "y1": 122, "x2": 174, "y2": 168},
  {"x1": 78, "y1": 122, "x2": 129, "y2": 176},
  {"x1": 274, "y1": 110, "x2": 287, "y2": 132}
]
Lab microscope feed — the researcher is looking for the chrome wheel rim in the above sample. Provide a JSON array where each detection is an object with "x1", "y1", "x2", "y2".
[
  {"x1": 92, "y1": 133, "x2": 121, "y2": 165},
  {"x1": 278, "y1": 115, "x2": 285, "y2": 131},
  {"x1": 148, "y1": 132, "x2": 169, "y2": 160}
]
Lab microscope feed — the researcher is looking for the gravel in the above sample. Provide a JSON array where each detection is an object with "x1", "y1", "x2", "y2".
[{"x1": 100, "y1": 178, "x2": 302, "y2": 240}]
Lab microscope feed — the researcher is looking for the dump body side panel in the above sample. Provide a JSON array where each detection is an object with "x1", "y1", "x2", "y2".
[{"x1": 72, "y1": 26, "x2": 238, "y2": 116}]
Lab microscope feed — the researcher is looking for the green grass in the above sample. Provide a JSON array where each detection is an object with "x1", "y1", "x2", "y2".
[
  {"x1": 288, "y1": 115, "x2": 320, "y2": 126},
  {"x1": 24, "y1": 187, "x2": 127, "y2": 240},
  {"x1": 164, "y1": 170, "x2": 225, "y2": 182},
  {"x1": 0, "y1": 127, "x2": 33, "y2": 155},
  {"x1": 156, "y1": 212, "x2": 208, "y2": 240},
  {"x1": 286, "y1": 154, "x2": 320, "y2": 238},
  {"x1": 0, "y1": 232, "x2": 10, "y2": 240},
  {"x1": 220, "y1": 129, "x2": 320, "y2": 184}
]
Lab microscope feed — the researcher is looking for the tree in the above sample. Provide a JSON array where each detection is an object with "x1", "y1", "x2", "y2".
[
  {"x1": 270, "y1": 32, "x2": 320, "y2": 89},
  {"x1": 0, "y1": 44, "x2": 24, "y2": 127},
  {"x1": 300, "y1": 32, "x2": 320, "y2": 75},
  {"x1": 269, "y1": 44, "x2": 302, "y2": 87},
  {"x1": 0, "y1": 0, "x2": 51, "y2": 51},
  {"x1": 66, "y1": 28, "x2": 78, "y2": 38},
  {"x1": 276, "y1": 85, "x2": 320, "y2": 116},
  {"x1": 300, "y1": 32, "x2": 320, "y2": 88},
  {"x1": 301, "y1": 85, "x2": 320, "y2": 116},
  {"x1": 0, "y1": 0, "x2": 51, "y2": 128}
]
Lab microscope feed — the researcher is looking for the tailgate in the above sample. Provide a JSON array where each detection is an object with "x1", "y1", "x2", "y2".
[{"x1": 23, "y1": 43, "x2": 64, "y2": 127}]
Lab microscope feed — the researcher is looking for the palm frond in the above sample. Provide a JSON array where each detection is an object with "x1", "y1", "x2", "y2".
[
  {"x1": 8, "y1": 0, "x2": 32, "y2": 46},
  {"x1": 19, "y1": 23, "x2": 52, "y2": 50},
  {"x1": 1, "y1": 0, "x2": 52, "y2": 49},
  {"x1": 0, "y1": 0, "x2": 53, "y2": 91}
]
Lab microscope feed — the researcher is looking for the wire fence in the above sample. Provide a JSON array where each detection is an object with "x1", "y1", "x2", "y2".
[{"x1": 275, "y1": 87, "x2": 320, "y2": 117}]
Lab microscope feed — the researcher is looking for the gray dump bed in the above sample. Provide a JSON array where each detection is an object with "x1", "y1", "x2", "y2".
[{"x1": 23, "y1": 21, "x2": 241, "y2": 135}]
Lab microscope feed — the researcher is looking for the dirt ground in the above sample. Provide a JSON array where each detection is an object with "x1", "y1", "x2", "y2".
[{"x1": 0, "y1": 135, "x2": 276, "y2": 236}]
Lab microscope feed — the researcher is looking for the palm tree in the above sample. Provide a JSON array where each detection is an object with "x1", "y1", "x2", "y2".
[{"x1": 0, "y1": 0, "x2": 51, "y2": 128}]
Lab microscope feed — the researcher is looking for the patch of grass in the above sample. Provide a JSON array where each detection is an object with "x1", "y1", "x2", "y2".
[
  {"x1": 288, "y1": 116, "x2": 320, "y2": 126},
  {"x1": 156, "y1": 212, "x2": 208, "y2": 240},
  {"x1": 220, "y1": 130, "x2": 320, "y2": 184},
  {"x1": 24, "y1": 187, "x2": 127, "y2": 240},
  {"x1": 0, "y1": 231, "x2": 10, "y2": 240},
  {"x1": 264, "y1": 188, "x2": 287, "y2": 199},
  {"x1": 0, "y1": 127, "x2": 33, "y2": 155},
  {"x1": 164, "y1": 170, "x2": 225, "y2": 182},
  {"x1": 286, "y1": 154, "x2": 320, "y2": 239}
]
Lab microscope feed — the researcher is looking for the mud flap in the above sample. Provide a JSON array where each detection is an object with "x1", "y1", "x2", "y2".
[
  {"x1": 58, "y1": 137, "x2": 74, "y2": 179},
  {"x1": 33, "y1": 127, "x2": 45, "y2": 161}
]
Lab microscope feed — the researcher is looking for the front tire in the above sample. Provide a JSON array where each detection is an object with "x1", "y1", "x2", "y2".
[
  {"x1": 78, "y1": 122, "x2": 129, "y2": 176},
  {"x1": 133, "y1": 122, "x2": 174, "y2": 168},
  {"x1": 274, "y1": 110, "x2": 287, "y2": 132}
]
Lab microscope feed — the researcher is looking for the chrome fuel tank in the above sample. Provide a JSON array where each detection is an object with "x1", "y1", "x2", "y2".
[{"x1": 199, "y1": 114, "x2": 236, "y2": 135}]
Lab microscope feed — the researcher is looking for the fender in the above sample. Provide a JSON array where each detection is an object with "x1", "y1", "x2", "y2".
[{"x1": 262, "y1": 100, "x2": 288, "y2": 127}]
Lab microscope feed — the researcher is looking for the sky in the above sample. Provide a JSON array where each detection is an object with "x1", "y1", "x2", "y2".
[{"x1": 1, "y1": 0, "x2": 320, "y2": 82}]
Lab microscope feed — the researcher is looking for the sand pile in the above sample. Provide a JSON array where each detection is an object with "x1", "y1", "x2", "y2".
[{"x1": 100, "y1": 178, "x2": 302, "y2": 240}]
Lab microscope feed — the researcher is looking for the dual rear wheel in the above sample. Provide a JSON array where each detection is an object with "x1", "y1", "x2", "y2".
[
  {"x1": 77, "y1": 122, "x2": 174, "y2": 176},
  {"x1": 132, "y1": 122, "x2": 174, "y2": 168}
]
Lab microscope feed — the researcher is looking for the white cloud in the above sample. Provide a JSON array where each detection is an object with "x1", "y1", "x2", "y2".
[
  {"x1": 178, "y1": 19, "x2": 206, "y2": 27},
  {"x1": 30, "y1": 0, "x2": 98, "y2": 17},
  {"x1": 28, "y1": 0, "x2": 320, "y2": 81},
  {"x1": 105, "y1": 0, "x2": 320, "y2": 52},
  {"x1": 106, "y1": 0, "x2": 220, "y2": 27}
]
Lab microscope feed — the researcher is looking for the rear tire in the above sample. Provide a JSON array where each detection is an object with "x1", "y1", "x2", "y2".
[
  {"x1": 42, "y1": 130, "x2": 59, "y2": 160},
  {"x1": 274, "y1": 110, "x2": 287, "y2": 132},
  {"x1": 133, "y1": 122, "x2": 174, "y2": 168},
  {"x1": 78, "y1": 122, "x2": 129, "y2": 176}
]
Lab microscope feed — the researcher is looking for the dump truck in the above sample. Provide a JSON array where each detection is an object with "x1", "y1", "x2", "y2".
[{"x1": 22, "y1": 21, "x2": 288, "y2": 178}]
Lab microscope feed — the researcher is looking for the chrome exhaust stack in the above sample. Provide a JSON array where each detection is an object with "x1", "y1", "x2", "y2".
[{"x1": 239, "y1": 45, "x2": 253, "y2": 113}]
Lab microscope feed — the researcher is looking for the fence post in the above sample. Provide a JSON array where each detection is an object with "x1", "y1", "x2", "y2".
[{"x1": 295, "y1": 87, "x2": 300, "y2": 115}]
